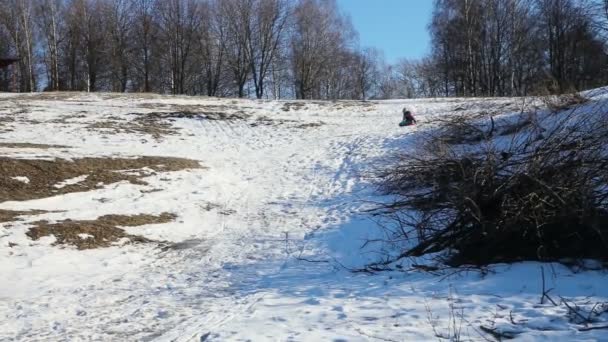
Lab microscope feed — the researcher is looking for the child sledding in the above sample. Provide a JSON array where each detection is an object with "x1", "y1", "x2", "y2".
[{"x1": 399, "y1": 108, "x2": 416, "y2": 126}]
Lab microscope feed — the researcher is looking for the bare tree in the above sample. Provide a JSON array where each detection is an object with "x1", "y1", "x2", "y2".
[
  {"x1": 156, "y1": 0, "x2": 201, "y2": 94},
  {"x1": 290, "y1": 0, "x2": 355, "y2": 99},
  {"x1": 0, "y1": 0, "x2": 37, "y2": 91},
  {"x1": 196, "y1": 0, "x2": 226, "y2": 96},
  {"x1": 427, "y1": 0, "x2": 606, "y2": 97},
  {"x1": 35, "y1": 0, "x2": 63, "y2": 91},
  {"x1": 131, "y1": 0, "x2": 156, "y2": 92},
  {"x1": 352, "y1": 47, "x2": 380, "y2": 100},
  {"x1": 65, "y1": 0, "x2": 107, "y2": 92},
  {"x1": 246, "y1": 0, "x2": 290, "y2": 99},
  {"x1": 218, "y1": 0, "x2": 252, "y2": 97},
  {"x1": 105, "y1": 0, "x2": 132, "y2": 92}
]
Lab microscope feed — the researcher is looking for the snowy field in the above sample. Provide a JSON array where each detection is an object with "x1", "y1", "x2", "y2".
[{"x1": 1, "y1": 92, "x2": 607, "y2": 341}]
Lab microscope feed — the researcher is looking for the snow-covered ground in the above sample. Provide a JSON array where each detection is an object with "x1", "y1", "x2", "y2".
[{"x1": 1, "y1": 92, "x2": 607, "y2": 341}]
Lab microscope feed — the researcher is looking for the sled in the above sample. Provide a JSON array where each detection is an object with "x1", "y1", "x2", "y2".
[{"x1": 399, "y1": 120, "x2": 415, "y2": 127}]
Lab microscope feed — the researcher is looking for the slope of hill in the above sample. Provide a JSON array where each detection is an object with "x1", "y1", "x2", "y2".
[{"x1": 0, "y1": 92, "x2": 607, "y2": 341}]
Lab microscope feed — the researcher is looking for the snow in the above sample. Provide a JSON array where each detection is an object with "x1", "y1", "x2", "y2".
[
  {"x1": 0, "y1": 92, "x2": 606, "y2": 341},
  {"x1": 53, "y1": 174, "x2": 89, "y2": 188},
  {"x1": 10, "y1": 176, "x2": 29, "y2": 184}
]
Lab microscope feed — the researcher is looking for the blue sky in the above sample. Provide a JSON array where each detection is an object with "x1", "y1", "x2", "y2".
[{"x1": 336, "y1": 0, "x2": 434, "y2": 63}]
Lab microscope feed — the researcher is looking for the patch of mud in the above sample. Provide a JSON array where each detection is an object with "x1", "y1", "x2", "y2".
[
  {"x1": 27, "y1": 213, "x2": 176, "y2": 249},
  {"x1": 0, "y1": 156, "x2": 202, "y2": 202}
]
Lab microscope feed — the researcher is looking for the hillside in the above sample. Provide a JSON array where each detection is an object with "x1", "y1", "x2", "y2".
[{"x1": 1, "y1": 92, "x2": 607, "y2": 341}]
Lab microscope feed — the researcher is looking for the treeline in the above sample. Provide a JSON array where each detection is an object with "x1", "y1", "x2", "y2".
[
  {"x1": 381, "y1": 0, "x2": 608, "y2": 98},
  {"x1": 0, "y1": 0, "x2": 383, "y2": 99},
  {"x1": 2, "y1": 0, "x2": 608, "y2": 99}
]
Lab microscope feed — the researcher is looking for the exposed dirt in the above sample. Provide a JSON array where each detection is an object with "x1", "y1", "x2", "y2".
[
  {"x1": 140, "y1": 110, "x2": 250, "y2": 121},
  {"x1": 27, "y1": 213, "x2": 176, "y2": 249},
  {"x1": 295, "y1": 122, "x2": 325, "y2": 129},
  {"x1": 250, "y1": 115, "x2": 296, "y2": 127},
  {"x1": 0, "y1": 114, "x2": 15, "y2": 132},
  {"x1": 87, "y1": 117, "x2": 178, "y2": 140},
  {"x1": 98, "y1": 93, "x2": 163, "y2": 101},
  {"x1": 0, "y1": 209, "x2": 49, "y2": 223},
  {"x1": 282, "y1": 100, "x2": 374, "y2": 112},
  {"x1": 22, "y1": 92, "x2": 80, "y2": 101},
  {"x1": 282, "y1": 102, "x2": 307, "y2": 112},
  {"x1": 0, "y1": 156, "x2": 202, "y2": 202},
  {"x1": 138, "y1": 103, "x2": 253, "y2": 115},
  {"x1": 249, "y1": 115, "x2": 323, "y2": 129},
  {"x1": 331, "y1": 101, "x2": 375, "y2": 109},
  {"x1": 88, "y1": 108, "x2": 250, "y2": 140},
  {"x1": 0, "y1": 142, "x2": 70, "y2": 149}
]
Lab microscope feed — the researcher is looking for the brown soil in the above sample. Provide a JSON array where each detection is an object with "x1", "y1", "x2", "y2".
[
  {"x1": 27, "y1": 213, "x2": 176, "y2": 249},
  {"x1": 0, "y1": 156, "x2": 202, "y2": 202}
]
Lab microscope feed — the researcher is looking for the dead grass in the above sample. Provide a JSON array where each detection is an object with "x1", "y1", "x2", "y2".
[
  {"x1": 0, "y1": 209, "x2": 49, "y2": 223},
  {"x1": 141, "y1": 110, "x2": 250, "y2": 121},
  {"x1": 250, "y1": 115, "x2": 296, "y2": 127},
  {"x1": 332, "y1": 101, "x2": 374, "y2": 109},
  {"x1": 0, "y1": 114, "x2": 15, "y2": 132},
  {"x1": 87, "y1": 117, "x2": 178, "y2": 140},
  {"x1": 295, "y1": 122, "x2": 324, "y2": 129},
  {"x1": 138, "y1": 103, "x2": 252, "y2": 115},
  {"x1": 0, "y1": 142, "x2": 70, "y2": 149},
  {"x1": 542, "y1": 93, "x2": 589, "y2": 112},
  {"x1": 0, "y1": 156, "x2": 202, "y2": 202},
  {"x1": 282, "y1": 102, "x2": 307, "y2": 112},
  {"x1": 24, "y1": 92, "x2": 80, "y2": 101},
  {"x1": 27, "y1": 213, "x2": 176, "y2": 249},
  {"x1": 88, "y1": 108, "x2": 251, "y2": 140},
  {"x1": 249, "y1": 115, "x2": 323, "y2": 129}
]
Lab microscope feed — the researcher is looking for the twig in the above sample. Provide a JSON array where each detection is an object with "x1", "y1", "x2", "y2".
[
  {"x1": 578, "y1": 325, "x2": 608, "y2": 331},
  {"x1": 540, "y1": 266, "x2": 557, "y2": 306},
  {"x1": 561, "y1": 297, "x2": 592, "y2": 325},
  {"x1": 479, "y1": 325, "x2": 517, "y2": 341}
]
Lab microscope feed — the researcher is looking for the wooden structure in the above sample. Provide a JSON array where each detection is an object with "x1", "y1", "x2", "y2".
[
  {"x1": 0, "y1": 58, "x2": 19, "y2": 69},
  {"x1": 0, "y1": 58, "x2": 19, "y2": 92}
]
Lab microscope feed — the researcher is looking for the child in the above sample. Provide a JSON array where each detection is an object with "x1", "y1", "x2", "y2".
[{"x1": 399, "y1": 108, "x2": 416, "y2": 126}]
